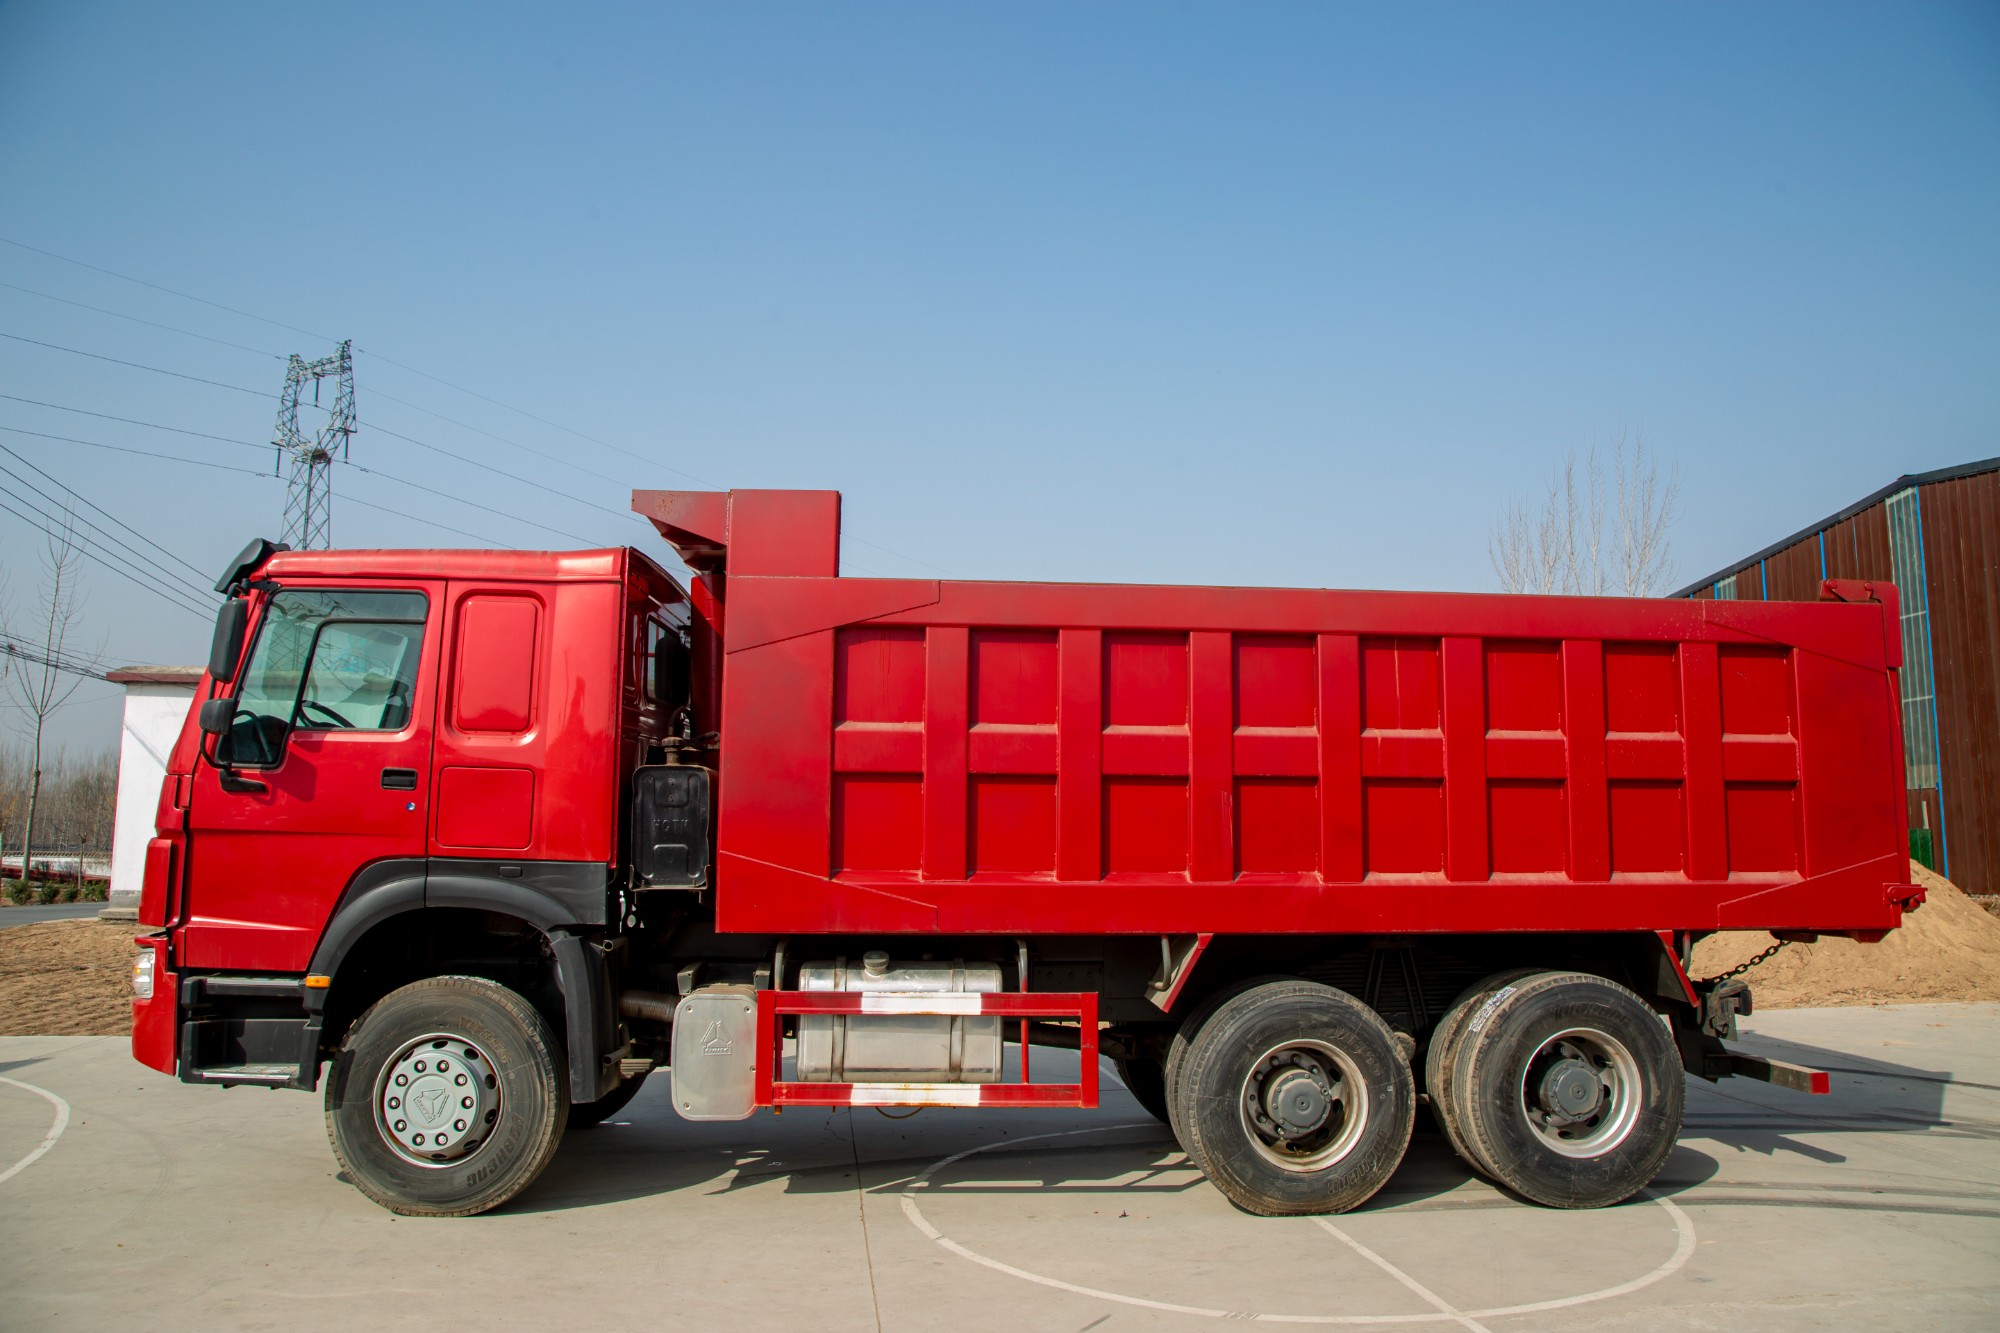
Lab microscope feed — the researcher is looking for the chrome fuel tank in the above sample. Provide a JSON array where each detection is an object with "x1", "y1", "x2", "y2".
[{"x1": 795, "y1": 953, "x2": 1003, "y2": 1083}]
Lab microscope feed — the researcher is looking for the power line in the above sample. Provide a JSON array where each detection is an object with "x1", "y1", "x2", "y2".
[
  {"x1": 0, "y1": 492, "x2": 213, "y2": 621},
  {"x1": 0, "y1": 423, "x2": 272, "y2": 475},
  {"x1": 363, "y1": 418, "x2": 641, "y2": 526},
  {"x1": 0, "y1": 636, "x2": 110, "y2": 683},
  {"x1": 0, "y1": 465, "x2": 215, "y2": 607},
  {"x1": 0, "y1": 487, "x2": 216, "y2": 621},
  {"x1": 0, "y1": 436, "x2": 214, "y2": 582},
  {"x1": 339, "y1": 491, "x2": 516, "y2": 548},
  {"x1": 0, "y1": 281, "x2": 283, "y2": 358},
  {"x1": 0, "y1": 330, "x2": 270, "y2": 396},
  {"x1": 0, "y1": 408, "x2": 594, "y2": 550},
  {"x1": 0, "y1": 235, "x2": 332, "y2": 343},
  {"x1": 0, "y1": 478, "x2": 215, "y2": 616},
  {"x1": 342, "y1": 460, "x2": 599, "y2": 546},
  {"x1": 0, "y1": 392, "x2": 267, "y2": 450},
  {"x1": 356, "y1": 348, "x2": 720, "y2": 489},
  {"x1": 367, "y1": 385, "x2": 635, "y2": 488},
  {"x1": 1, "y1": 238, "x2": 952, "y2": 572}
]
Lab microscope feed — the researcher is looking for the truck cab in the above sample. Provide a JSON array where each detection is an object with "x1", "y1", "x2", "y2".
[{"x1": 134, "y1": 541, "x2": 691, "y2": 1106}]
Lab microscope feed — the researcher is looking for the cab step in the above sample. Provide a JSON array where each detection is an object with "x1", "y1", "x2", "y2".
[{"x1": 192, "y1": 1063, "x2": 298, "y2": 1086}]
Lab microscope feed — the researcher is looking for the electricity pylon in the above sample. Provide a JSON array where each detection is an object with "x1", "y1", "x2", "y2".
[{"x1": 273, "y1": 340, "x2": 355, "y2": 550}]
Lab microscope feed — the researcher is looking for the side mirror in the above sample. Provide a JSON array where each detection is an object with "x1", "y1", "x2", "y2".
[
  {"x1": 199, "y1": 697, "x2": 238, "y2": 737},
  {"x1": 209, "y1": 599, "x2": 249, "y2": 684}
]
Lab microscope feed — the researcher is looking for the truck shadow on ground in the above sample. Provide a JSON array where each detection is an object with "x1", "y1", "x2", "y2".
[{"x1": 505, "y1": 1035, "x2": 1999, "y2": 1220}]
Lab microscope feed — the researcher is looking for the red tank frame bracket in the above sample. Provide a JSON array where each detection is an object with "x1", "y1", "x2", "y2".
[{"x1": 753, "y1": 990, "x2": 1100, "y2": 1109}]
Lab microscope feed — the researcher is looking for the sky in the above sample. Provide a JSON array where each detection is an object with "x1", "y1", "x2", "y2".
[{"x1": 1, "y1": 1, "x2": 1996, "y2": 752}]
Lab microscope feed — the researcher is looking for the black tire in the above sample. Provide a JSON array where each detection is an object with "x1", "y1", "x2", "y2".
[
  {"x1": 1449, "y1": 971, "x2": 1683, "y2": 1209},
  {"x1": 1174, "y1": 979, "x2": 1415, "y2": 1216},
  {"x1": 1164, "y1": 976, "x2": 1286, "y2": 1154},
  {"x1": 1423, "y1": 968, "x2": 1544, "y2": 1171},
  {"x1": 567, "y1": 1066, "x2": 653, "y2": 1130},
  {"x1": 1114, "y1": 1056, "x2": 1171, "y2": 1125},
  {"x1": 324, "y1": 976, "x2": 569, "y2": 1217}
]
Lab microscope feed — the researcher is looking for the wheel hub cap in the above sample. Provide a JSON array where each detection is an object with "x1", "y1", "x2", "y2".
[
  {"x1": 375, "y1": 1034, "x2": 500, "y2": 1168},
  {"x1": 1239, "y1": 1041, "x2": 1368, "y2": 1174},
  {"x1": 1539, "y1": 1059, "x2": 1604, "y2": 1123},
  {"x1": 1264, "y1": 1067, "x2": 1333, "y2": 1135}
]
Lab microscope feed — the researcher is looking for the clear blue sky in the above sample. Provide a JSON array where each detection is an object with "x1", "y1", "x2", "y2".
[{"x1": 2, "y1": 2, "x2": 1996, "y2": 750}]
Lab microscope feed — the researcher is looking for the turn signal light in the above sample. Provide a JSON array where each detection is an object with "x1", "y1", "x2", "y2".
[{"x1": 132, "y1": 950, "x2": 156, "y2": 1000}]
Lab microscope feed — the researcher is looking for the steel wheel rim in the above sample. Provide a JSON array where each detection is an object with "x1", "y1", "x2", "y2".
[
  {"x1": 372, "y1": 1032, "x2": 501, "y2": 1169},
  {"x1": 1238, "y1": 1038, "x2": 1369, "y2": 1173},
  {"x1": 1517, "y1": 1025, "x2": 1641, "y2": 1158}
]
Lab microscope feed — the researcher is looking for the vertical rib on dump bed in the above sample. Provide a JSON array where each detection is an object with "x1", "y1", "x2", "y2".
[{"x1": 636, "y1": 490, "x2": 1915, "y2": 941}]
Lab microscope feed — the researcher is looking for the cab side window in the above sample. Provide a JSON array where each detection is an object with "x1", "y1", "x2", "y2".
[{"x1": 226, "y1": 590, "x2": 428, "y2": 765}]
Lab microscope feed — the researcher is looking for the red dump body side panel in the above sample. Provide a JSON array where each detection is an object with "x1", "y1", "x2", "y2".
[{"x1": 640, "y1": 491, "x2": 1914, "y2": 940}]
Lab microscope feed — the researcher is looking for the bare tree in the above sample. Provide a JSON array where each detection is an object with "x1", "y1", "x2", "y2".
[
  {"x1": 5, "y1": 512, "x2": 95, "y2": 885},
  {"x1": 1490, "y1": 433, "x2": 1682, "y2": 597}
]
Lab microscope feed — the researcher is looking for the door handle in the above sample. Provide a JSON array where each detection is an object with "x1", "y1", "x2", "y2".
[{"x1": 381, "y1": 768, "x2": 419, "y2": 791}]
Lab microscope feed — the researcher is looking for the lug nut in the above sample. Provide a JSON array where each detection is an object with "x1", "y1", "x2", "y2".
[
  {"x1": 455, "y1": 1074, "x2": 467, "y2": 1086},
  {"x1": 454, "y1": 1120, "x2": 467, "y2": 1132}
]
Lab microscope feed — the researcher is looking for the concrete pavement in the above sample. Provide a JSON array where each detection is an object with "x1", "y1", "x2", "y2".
[{"x1": 1, "y1": 1003, "x2": 1997, "y2": 1331}]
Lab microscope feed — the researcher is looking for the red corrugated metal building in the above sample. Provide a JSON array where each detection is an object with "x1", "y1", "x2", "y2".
[{"x1": 1677, "y1": 458, "x2": 2000, "y2": 893}]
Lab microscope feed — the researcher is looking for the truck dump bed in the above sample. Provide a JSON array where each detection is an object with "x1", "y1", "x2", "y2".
[{"x1": 638, "y1": 489, "x2": 1914, "y2": 940}]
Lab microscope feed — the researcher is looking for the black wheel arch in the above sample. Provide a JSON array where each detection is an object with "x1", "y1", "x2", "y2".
[{"x1": 306, "y1": 857, "x2": 621, "y2": 1103}]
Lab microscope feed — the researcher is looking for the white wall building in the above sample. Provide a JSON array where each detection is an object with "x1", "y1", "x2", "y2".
[{"x1": 106, "y1": 666, "x2": 203, "y2": 915}]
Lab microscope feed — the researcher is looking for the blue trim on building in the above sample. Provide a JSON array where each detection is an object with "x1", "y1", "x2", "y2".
[
  {"x1": 1818, "y1": 531, "x2": 1827, "y2": 582},
  {"x1": 1913, "y1": 488, "x2": 1951, "y2": 878},
  {"x1": 1759, "y1": 560, "x2": 1768, "y2": 599}
]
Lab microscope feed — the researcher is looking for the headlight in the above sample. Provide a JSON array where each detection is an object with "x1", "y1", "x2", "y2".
[{"x1": 132, "y1": 950, "x2": 155, "y2": 1000}]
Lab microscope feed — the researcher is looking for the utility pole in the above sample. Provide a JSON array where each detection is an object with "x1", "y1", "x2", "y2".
[{"x1": 273, "y1": 339, "x2": 355, "y2": 550}]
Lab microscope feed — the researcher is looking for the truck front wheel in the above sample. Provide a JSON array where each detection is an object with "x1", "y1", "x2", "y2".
[
  {"x1": 1175, "y1": 980, "x2": 1414, "y2": 1215},
  {"x1": 324, "y1": 976, "x2": 569, "y2": 1216},
  {"x1": 1446, "y1": 972, "x2": 1683, "y2": 1209}
]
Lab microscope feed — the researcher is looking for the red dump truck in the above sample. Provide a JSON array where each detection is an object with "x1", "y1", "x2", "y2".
[{"x1": 129, "y1": 488, "x2": 1921, "y2": 1218}]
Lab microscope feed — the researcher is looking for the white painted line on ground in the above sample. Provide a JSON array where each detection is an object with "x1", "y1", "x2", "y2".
[
  {"x1": 0, "y1": 1074, "x2": 72, "y2": 1186},
  {"x1": 1459, "y1": 1192, "x2": 1697, "y2": 1320},
  {"x1": 1311, "y1": 1218, "x2": 1495, "y2": 1333},
  {"x1": 901, "y1": 1123, "x2": 1701, "y2": 1326}
]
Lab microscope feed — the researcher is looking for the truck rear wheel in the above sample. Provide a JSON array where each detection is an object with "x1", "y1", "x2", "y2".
[
  {"x1": 1448, "y1": 972, "x2": 1682, "y2": 1209},
  {"x1": 1164, "y1": 976, "x2": 1286, "y2": 1153},
  {"x1": 1423, "y1": 968, "x2": 1543, "y2": 1168},
  {"x1": 324, "y1": 976, "x2": 569, "y2": 1216},
  {"x1": 1174, "y1": 980, "x2": 1414, "y2": 1215}
]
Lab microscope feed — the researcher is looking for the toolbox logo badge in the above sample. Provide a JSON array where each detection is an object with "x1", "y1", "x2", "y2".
[{"x1": 699, "y1": 1018, "x2": 733, "y2": 1056}]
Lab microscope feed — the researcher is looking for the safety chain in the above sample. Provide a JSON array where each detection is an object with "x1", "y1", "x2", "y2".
[{"x1": 1696, "y1": 938, "x2": 1793, "y2": 986}]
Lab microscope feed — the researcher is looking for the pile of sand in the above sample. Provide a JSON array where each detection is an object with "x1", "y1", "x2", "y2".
[
  {"x1": 0, "y1": 919, "x2": 133, "y2": 1036},
  {"x1": 1692, "y1": 860, "x2": 2000, "y2": 1007}
]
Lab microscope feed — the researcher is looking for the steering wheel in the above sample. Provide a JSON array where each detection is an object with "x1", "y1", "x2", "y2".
[{"x1": 299, "y1": 699, "x2": 357, "y2": 729}]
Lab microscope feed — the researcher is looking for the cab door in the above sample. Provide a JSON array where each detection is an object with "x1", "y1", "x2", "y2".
[{"x1": 180, "y1": 584, "x2": 442, "y2": 972}]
